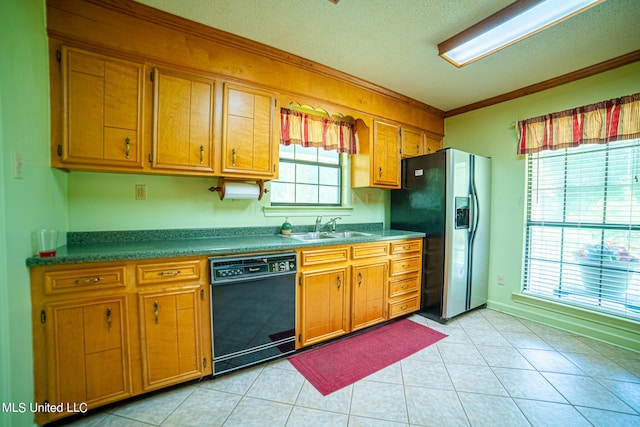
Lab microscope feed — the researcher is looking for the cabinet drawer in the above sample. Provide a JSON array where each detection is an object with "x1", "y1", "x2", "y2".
[
  {"x1": 136, "y1": 259, "x2": 201, "y2": 285},
  {"x1": 44, "y1": 266, "x2": 127, "y2": 295},
  {"x1": 299, "y1": 246, "x2": 349, "y2": 267},
  {"x1": 390, "y1": 239, "x2": 422, "y2": 255},
  {"x1": 389, "y1": 256, "x2": 421, "y2": 276},
  {"x1": 388, "y1": 296, "x2": 419, "y2": 318},
  {"x1": 389, "y1": 274, "x2": 420, "y2": 299},
  {"x1": 351, "y1": 242, "x2": 388, "y2": 259}
]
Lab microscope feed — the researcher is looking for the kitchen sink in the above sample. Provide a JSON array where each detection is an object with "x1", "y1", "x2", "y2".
[
  {"x1": 325, "y1": 231, "x2": 374, "y2": 238},
  {"x1": 286, "y1": 232, "x2": 338, "y2": 242},
  {"x1": 285, "y1": 231, "x2": 374, "y2": 242}
]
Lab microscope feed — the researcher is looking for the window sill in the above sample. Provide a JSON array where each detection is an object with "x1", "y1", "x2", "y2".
[
  {"x1": 263, "y1": 206, "x2": 354, "y2": 218},
  {"x1": 513, "y1": 292, "x2": 639, "y2": 331}
]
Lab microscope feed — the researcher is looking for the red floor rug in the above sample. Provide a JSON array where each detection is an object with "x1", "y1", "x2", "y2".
[{"x1": 289, "y1": 318, "x2": 447, "y2": 395}]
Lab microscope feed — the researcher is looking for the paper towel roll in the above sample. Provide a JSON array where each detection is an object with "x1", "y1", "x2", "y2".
[
  {"x1": 223, "y1": 181, "x2": 261, "y2": 199},
  {"x1": 209, "y1": 178, "x2": 267, "y2": 200}
]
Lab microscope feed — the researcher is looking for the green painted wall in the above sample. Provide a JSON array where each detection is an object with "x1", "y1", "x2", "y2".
[
  {"x1": 444, "y1": 62, "x2": 640, "y2": 351},
  {"x1": 0, "y1": 1, "x2": 67, "y2": 425},
  {"x1": 67, "y1": 169, "x2": 387, "y2": 231}
]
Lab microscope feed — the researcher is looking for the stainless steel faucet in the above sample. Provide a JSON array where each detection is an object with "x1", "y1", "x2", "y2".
[
  {"x1": 324, "y1": 217, "x2": 341, "y2": 232},
  {"x1": 314, "y1": 216, "x2": 323, "y2": 233}
]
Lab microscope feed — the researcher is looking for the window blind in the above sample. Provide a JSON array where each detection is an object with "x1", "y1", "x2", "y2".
[{"x1": 523, "y1": 139, "x2": 640, "y2": 320}]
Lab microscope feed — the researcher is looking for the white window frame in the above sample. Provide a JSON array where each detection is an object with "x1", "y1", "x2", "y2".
[{"x1": 270, "y1": 144, "x2": 343, "y2": 207}]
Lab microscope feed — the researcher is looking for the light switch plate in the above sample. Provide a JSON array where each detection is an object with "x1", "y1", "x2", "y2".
[{"x1": 12, "y1": 151, "x2": 24, "y2": 179}]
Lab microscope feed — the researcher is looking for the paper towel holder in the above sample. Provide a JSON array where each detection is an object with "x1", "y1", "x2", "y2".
[{"x1": 208, "y1": 178, "x2": 268, "y2": 201}]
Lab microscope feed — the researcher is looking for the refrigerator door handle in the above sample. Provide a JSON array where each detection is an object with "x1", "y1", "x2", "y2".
[
  {"x1": 467, "y1": 193, "x2": 474, "y2": 233},
  {"x1": 470, "y1": 190, "x2": 480, "y2": 244}
]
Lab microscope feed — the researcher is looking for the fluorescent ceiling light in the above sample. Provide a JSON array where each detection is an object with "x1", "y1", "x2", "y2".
[{"x1": 438, "y1": 0, "x2": 603, "y2": 67}]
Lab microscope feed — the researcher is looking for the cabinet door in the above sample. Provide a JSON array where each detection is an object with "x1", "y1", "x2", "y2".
[
  {"x1": 46, "y1": 297, "x2": 131, "y2": 409},
  {"x1": 298, "y1": 267, "x2": 349, "y2": 347},
  {"x1": 352, "y1": 262, "x2": 387, "y2": 331},
  {"x1": 62, "y1": 46, "x2": 143, "y2": 168},
  {"x1": 401, "y1": 127, "x2": 425, "y2": 158},
  {"x1": 152, "y1": 68, "x2": 215, "y2": 173},
  {"x1": 138, "y1": 287, "x2": 204, "y2": 390},
  {"x1": 426, "y1": 134, "x2": 443, "y2": 154},
  {"x1": 221, "y1": 83, "x2": 276, "y2": 178},
  {"x1": 372, "y1": 120, "x2": 400, "y2": 187}
]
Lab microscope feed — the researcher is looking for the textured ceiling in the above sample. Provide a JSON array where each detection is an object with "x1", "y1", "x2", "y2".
[{"x1": 134, "y1": 0, "x2": 640, "y2": 112}]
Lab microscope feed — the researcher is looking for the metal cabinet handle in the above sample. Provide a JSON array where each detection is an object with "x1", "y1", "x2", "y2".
[
  {"x1": 106, "y1": 307, "x2": 112, "y2": 332},
  {"x1": 358, "y1": 271, "x2": 363, "y2": 287},
  {"x1": 125, "y1": 137, "x2": 130, "y2": 159},
  {"x1": 199, "y1": 145, "x2": 204, "y2": 164},
  {"x1": 232, "y1": 148, "x2": 236, "y2": 167},
  {"x1": 400, "y1": 304, "x2": 409, "y2": 310},
  {"x1": 75, "y1": 277, "x2": 103, "y2": 284},
  {"x1": 416, "y1": 143, "x2": 419, "y2": 153},
  {"x1": 337, "y1": 275, "x2": 341, "y2": 290},
  {"x1": 159, "y1": 270, "x2": 181, "y2": 277},
  {"x1": 153, "y1": 301, "x2": 159, "y2": 324},
  {"x1": 379, "y1": 166, "x2": 382, "y2": 177}
]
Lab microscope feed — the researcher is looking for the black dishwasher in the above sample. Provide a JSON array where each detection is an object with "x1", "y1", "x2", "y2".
[{"x1": 209, "y1": 252, "x2": 297, "y2": 376}]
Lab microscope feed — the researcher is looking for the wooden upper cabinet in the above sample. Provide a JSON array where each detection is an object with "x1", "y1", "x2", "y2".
[
  {"x1": 152, "y1": 68, "x2": 215, "y2": 173},
  {"x1": 221, "y1": 83, "x2": 277, "y2": 179},
  {"x1": 401, "y1": 127, "x2": 426, "y2": 158},
  {"x1": 426, "y1": 133, "x2": 443, "y2": 155},
  {"x1": 372, "y1": 120, "x2": 401, "y2": 188},
  {"x1": 59, "y1": 46, "x2": 144, "y2": 169}
]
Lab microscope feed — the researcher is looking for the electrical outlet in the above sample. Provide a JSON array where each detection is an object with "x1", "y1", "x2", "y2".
[
  {"x1": 351, "y1": 192, "x2": 359, "y2": 204},
  {"x1": 366, "y1": 193, "x2": 373, "y2": 204},
  {"x1": 135, "y1": 184, "x2": 147, "y2": 200},
  {"x1": 497, "y1": 274, "x2": 505, "y2": 286}
]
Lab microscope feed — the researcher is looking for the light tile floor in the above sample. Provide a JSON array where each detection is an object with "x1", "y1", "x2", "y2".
[{"x1": 63, "y1": 309, "x2": 640, "y2": 426}]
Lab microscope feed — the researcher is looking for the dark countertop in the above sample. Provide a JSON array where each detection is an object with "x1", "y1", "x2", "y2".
[{"x1": 26, "y1": 225, "x2": 425, "y2": 267}]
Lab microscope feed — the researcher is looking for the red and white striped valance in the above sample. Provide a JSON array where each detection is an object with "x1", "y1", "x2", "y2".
[
  {"x1": 280, "y1": 108, "x2": 357, "y2": 154},
  {"x1": 517, "y1": 93, "x2": 640, "y2": 155}
]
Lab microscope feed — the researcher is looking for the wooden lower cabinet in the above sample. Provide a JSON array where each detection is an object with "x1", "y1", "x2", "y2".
[
  {"x1": 138, "y1": 287, "x2": 205, "y2": 390},
  {"x1": 45, "y1": 296, "x2": 131, "y2": 409},
  {"x1": 388, "y1": 239, "x2": 423, "y2": 319},
  {"x1": 297, "y1": 266, "x2": 349, "y2": 347},
  {"x1": 352, "y1": 261, "x2": 386, "y2": 331},
  {"x1": 297, "y1": 238, "x2": 422, "y2": 348},
  {"x1": 30, "y1": 257, "x2": 211, "y2": 425}
]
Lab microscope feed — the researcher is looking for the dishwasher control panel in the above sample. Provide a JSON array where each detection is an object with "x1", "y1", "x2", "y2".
[{"x1": 209, "y1": 252, "x2": 297, "y2": 283}]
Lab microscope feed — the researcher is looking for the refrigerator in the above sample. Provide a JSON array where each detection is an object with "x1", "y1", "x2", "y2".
[{"x1": 390, "y1": 148, "x2": 491, "y2": 323}]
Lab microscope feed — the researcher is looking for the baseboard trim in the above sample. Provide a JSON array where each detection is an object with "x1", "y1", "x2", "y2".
[{"x1": 486, "y1": 294, "x2": 639, "y2": 352}]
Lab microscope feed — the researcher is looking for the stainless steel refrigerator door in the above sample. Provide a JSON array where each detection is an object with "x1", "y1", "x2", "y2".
[
  {"x1": 442, "y1": 149, "x2": 471, "y2": 319},
  {"x1": 469, "y1": 154, "x2": 491, "y2": 310}
]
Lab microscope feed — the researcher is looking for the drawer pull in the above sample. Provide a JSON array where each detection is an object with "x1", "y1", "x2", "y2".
[
  {"x1": 74, "y1": 277, "x2": 103, "y2": 284},
  {"x1": 106, "y1": 307, "x2": 112, "y2": 332},
  {"x1": 400, "y1": 304, "x2": 409, "y2": 310},
  {"x1": 153, "y1": 300, "x2": 159, "y2": 324},
  {"x1": 158, "y1": 270, "x2": 181, "y2": 277},
  {"x1": 337, "y1": 275, "x2": 341, "y2": 290},
  {"x1": 401, "y1": 284, "x2": 408, "y2": 289},
  {"x1": 125, "y1": 137, "x2": 130, "y2": 159},
  {"x1": 232, "y1": 148, "x2": 237, "y2": 167},
  {"x1": 199, "y1": 145, "x2": 204, "y2": 164},
  {"x1": 403, "y1": 246, "x2": 410, "y2": 250},
  {"x1": 402, "y1": 263, "x2": 410, "y2": 269}
]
